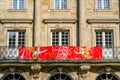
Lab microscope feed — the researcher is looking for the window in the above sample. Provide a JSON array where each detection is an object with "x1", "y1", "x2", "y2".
[
  {"x1": 96, "y1": 30, "x2": 114, "y2": 59},
  {"x1": 96, "y1": 31, "x2": 113, "y2": 48},
  {"x1": 6, "y1": 31, "x2": 25, "y2": 59},
  {"x1": 51, "y1": 30, "x2": 70, "y2": 46},
  {"x1": 8, "y1": 31, "x2": 26, "y2": 48},
  {"x1": 12, "y1": 0, "x2": 24, "y2": 9},
  {"x1": 97, "y1": 0, "x2": 109, "y2": 9},
  {"x1": 54, "y1": 0, "x2": 67, "y2": 9},
  {"x1": 96, "y1": 74, "x2": 119, "y2": 80},
  {"x1": 2, "y1": 73, "x2": 25, "y2": 80},
  {"x1": 49, "y1": 73, "x2": 72, "y2": 80}
]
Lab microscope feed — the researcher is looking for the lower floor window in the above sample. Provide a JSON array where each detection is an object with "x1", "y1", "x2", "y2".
[
  {"x1": 3, "y1": 73, "x2": 25, "y2": 80},
  {"x1": 96, "y1": 74, "x2": 119, "y2": 80},
  {"x1": 49, "y1": 73, "x2": 72, "y2": 80},
  {"x1": 51, "y1": 30, "x2": 70, "y2": 46}
]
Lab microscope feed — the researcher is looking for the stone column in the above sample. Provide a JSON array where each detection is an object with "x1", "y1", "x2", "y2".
[
  {"x1": 34, "y1": 0, "x2": 41, "y2": 46},
  {"x1": 31, "y1": 65, "x2": 41, "y2": 80},
  {"x1": 79, "y1": 0, "x2": 87, "y2": 46},
  {"x1": 79, "y1": 65, "x2": 90, "y2": 80}
]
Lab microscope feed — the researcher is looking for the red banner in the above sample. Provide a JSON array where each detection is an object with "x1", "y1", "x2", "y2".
[{"x1": 18, "y1": 46, "x2": 102, "y2": 60}]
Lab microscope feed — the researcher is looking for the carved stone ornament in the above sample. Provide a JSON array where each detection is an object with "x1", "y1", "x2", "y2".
[
  {"x1": 31, "y1": 65, "x2": 41, "y2": 79},
  {"x1": 54, "y1": 24, "x2": 63, "y2": 30},
  {"x1": 9, "y1": 66, "x2": 16, "y2": 73},
  {"x1": 57, "y1": 67, "x2": 63, "y2": 73},
  {"x1": 105, "y1": 66, "x2": 111, "y2": 74},
  {"x1": 13, "y1": 22, "x2": 19, "y2": 29},
  {"x1": 31, "y1": 65, "x2": 41, "y2": 71},
  {"x1": 80, "y1": 65, "x2": 91, "y2": 72},
  {"x1": 79, "y1": 65, "x2": 91, "y2": 79}
]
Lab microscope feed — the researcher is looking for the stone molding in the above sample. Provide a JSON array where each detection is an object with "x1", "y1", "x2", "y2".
[
  {"x1": 87, "y1": 19, "x2": 120, "y2": 23},
  {"x1": 0, "y1": 19, "x2": 33, "y2": 24},
  {"x1": 43, "y1": 19, "x2": 76, "y2": 24}
]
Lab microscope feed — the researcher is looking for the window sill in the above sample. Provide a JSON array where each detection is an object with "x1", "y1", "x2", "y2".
[
  {"x1": 94, "y1": 9, "x2": 112, "y2": 12},
  {"x1": 7, "y1": 9, "x2": 27, "y2": 12},
  {"x1": 50, "y1": 9, "x2": 70, "y2": 12}
]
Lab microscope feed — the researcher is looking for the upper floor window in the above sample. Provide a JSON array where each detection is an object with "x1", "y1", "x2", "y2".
[
  {"x1": 8, "y1": 31, "x2": 26, "y2": 48},
  {"x1": 95, "y1": 30, "x2": 113, "y2": 48},
  {"x1": 51, "y1": 30, "x2": 70, "y2": 46},
  {"x1": 96, "y1": 30, "x2": 114, "y2": 59},
  {"x1": 12, "y1": 0, "x2": 24, "y2": 9},
  {"x1": 97, "y1": 0, "x2": 109, "y2": 9},
  {"x1": 54, "y1": 0, "x2": 67, "y2": 9}
]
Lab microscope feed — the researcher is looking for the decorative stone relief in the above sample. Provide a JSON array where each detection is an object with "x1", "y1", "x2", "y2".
[
  {"x1": 54, "y1": 24, "x2": 63, "y2": 30},
  {"x1": 57, "y1": 67, "x2": 63, "y2": 73},
  {"x1": 79, "y1": 65, "x2": 91, "y2": 80},
  {"x1": 105, "y1": 66, "x2": 111, "y2": 74},
  {"x1": 8, "y1": 66, "x2": 16, "y2": 73},
  {"x1": 31, "y1": 65, "x2": 41, "y2": 79}
]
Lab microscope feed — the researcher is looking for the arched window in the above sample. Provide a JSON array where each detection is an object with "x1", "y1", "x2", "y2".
[
  {"x1": 96, "y1": 74, "x2": 119, "y2": 80},
  {"x1": 2, "y1": 73, "x2": 25, "y2": 80},
  {"x1": 49, "y1": 73, "x2": 72, "y2": 80}
]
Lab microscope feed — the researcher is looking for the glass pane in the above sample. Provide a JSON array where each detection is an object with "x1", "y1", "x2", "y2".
[
  {"x1": 104, "y1": 0, "x2": 109, "y2": 9},
  {"x1": 96, "y1": 74, "x2": 118, "y2": 80},
  {"x1": 19, "y1": 0, "x2": 24, "y2": 9},
  {"x1": 55, "y1": 0, "x2": 60, "y2": 9},
  {"x1": 49, "y1": 73, "x2": 72, "y2": 80},
  {"x1": 97, "y1": 0, "x2": 102, "y2": 9},
  {"x1": 105, "y1": 31, "x2": 113, "y2": 48},
  {"x1": 62, "y1": 31, "x2": 69, "y2": 46},
  {"x1": 61, "y1": 0, "x2": 67, "y2": 9},
  {"x1": 13, "y1": 0, "x2": 18, "y2": 9},
  {"x1": 96, "y1": 31, "x2": 102, "y2": 46},
  {"x1": 3, "y1": 74, "x2": 25, "y2": 80},
  {"x1": 9, "y1": 32, "x2": 16, "y2": 47},
  {"x1": 18, "y1": 31, "x2": 25, "y2": 46},
  {"x1": 52, "y1": 31, "x2": 59, "y2": 45}
]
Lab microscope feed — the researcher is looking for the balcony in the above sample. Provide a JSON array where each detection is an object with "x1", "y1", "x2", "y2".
[{"x1": 0, "y1": 46, "x2": 120, "y2": 60}]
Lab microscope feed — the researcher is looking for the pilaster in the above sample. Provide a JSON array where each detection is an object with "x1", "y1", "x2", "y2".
[
  {"x1": 34, "y1": 0, "x2": 41, "y2": 46},
  {"x1": 79, "y1": 0, "x2": 86, "y2": 46}
]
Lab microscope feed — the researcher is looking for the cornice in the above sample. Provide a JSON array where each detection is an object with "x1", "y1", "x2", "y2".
[
  {"x1": 87, "y1": 19, "x2": 120, "y2": 24},
  {"x1": 0, "y1": 19, "x2": 33, "y2": 24},
  {"x1": 43, "y1": 18, "x2": 77, "y2": 24}
]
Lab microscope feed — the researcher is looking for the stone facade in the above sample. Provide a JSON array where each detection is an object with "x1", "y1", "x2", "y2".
[{"x1": 0, "y1": 0, "x2": 120, "y2": 80}]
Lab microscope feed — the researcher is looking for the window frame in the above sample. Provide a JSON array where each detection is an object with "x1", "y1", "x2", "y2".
[
  {"x1": 51, "y1": 30, "x2": 70, "y2": 46},
  {"x1": 54, "y1": 0, "x2": 67, "y2": 9},
  {"x1": 50, "y1": 0, "x2": 70, "y2": 11},
  {"x1": 96, "y1": 73, "x2": 119, "y2": 80},
  {"x1": 2, "y1": 73, "x2": 26, "y2": 80},
  {"x1": 95, "y1": 30, "x2": 114, "y2": 48},
  {"x1": 95, "y1": 0, "x2": 111, "y2": 11},
  {"x1": 7, "y1": 30, "x2": 26, "y2": 47},
  {"x1": 12, "y1": 0, "x2": 24, "y2": 10}
]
